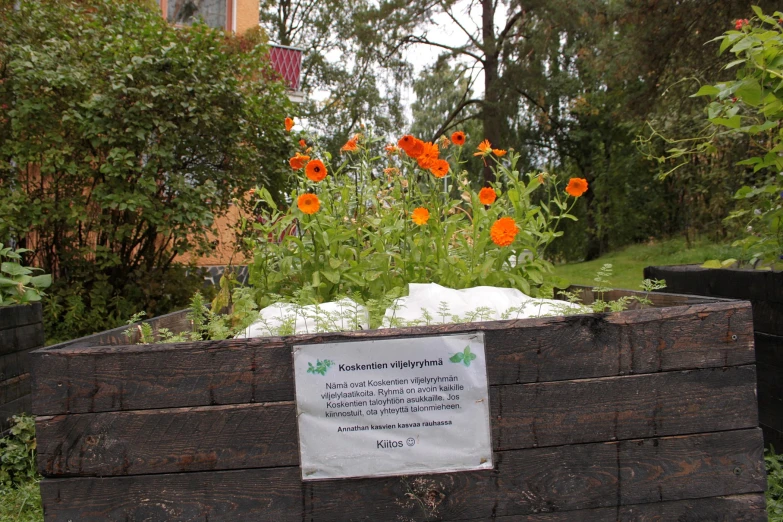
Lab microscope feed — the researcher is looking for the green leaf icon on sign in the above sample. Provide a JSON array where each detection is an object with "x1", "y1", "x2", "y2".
[
  {"x1": 307, "y1": 359, "x2": 334, "y2": 376},
  {"x1": 450, "y1": 346, "x2": 477, "y2": 367}
]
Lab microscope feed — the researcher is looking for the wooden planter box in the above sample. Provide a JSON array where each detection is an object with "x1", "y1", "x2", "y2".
[
  {"x1": 645, "y1": 264, "x2": 783, "y2": 449},
  {"x1": 0, "y1": 302, "x2": 44, "y2": 432},
  {"x1": 31, "y1": 288, "x2": 768, "y2": 520}
]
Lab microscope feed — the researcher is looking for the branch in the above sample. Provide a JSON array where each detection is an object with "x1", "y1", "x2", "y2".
[
  {"x1": 402, "y1": 35, "x2": 484, "y2": 64},
  {"x1": 496, "y1": 9, "x2": 526, "y2": 49},
  {"x1": 430, "y1": 98, "x2": 484, "y2": 142}
]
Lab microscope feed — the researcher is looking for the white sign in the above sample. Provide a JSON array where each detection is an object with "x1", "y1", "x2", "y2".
[{"x1": 293, "y1": 333, "x2": 493, "y2": 481}]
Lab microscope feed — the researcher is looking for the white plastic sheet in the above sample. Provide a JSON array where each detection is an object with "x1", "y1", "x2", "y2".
[
  {"x1": 236, "y1": 298, "x2": 369, "y2": 338},
  {"x1": 381, "y1": 283, "x2": 578, "y2": 327}
]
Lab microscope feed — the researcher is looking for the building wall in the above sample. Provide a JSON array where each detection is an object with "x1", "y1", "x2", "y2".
[{"x1": 235, "y1": 0, "x2": 260, "y2": 34}]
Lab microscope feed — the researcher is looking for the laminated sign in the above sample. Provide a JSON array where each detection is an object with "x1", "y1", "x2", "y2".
[{"x1": 293, "y1": 333, "x2": 493, "y2": 480}]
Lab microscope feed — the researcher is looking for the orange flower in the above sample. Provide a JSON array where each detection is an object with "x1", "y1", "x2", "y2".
[
  {"x1": 411, "y1": 207, "x2": 430, "y2": 225},
  {"x1": 299, "y1": 139, "x2": 307, "y2": 148},
  {"x1": 289, "y1": 152, "x2": 310, "y2": 170},
  {"x1": 297, "y1": 193, "x2": 320, "y2": 215},
  {"x1": 565, "y1": 178, "x2": 588, "y2": 197},
  {"x1": 407, "y1": 138, "x2": 425, "y2": 159},
  {"x1": 398, "y1": 135, "x2": 416, "y2": 153},
  {"x1": 537, "y1": 173, "x2": 545, "y2": 184},
  {"x1": 417, "y1": 141, "x2": 440, "y2": 169},
  {"x1": 385, "y1": 144, "x2": 399, "y2": 153},
  {"x1": 474, "y1": 139, "x2": 492, "y2": 156},
  {"x1": 493, "y1": 148, "x2": 507, "y2": 157},
  {"x1": 451, "y1": 131, "x2": 466, "y2": 146},
  {"x1": 429, "y1": 159, "x2": 450, "y2": 178},
  {"x1": 490, "y1": 217, "x2": 518, "y2": 247},
  {"x1": 285, "y1": 117, "x2": 294, "y2": 132},
  {"x1": 305, "y1": 159, "x2": 328, "y2": 182},
  {"x1": 478, "y1": 187, "x2": 497, "y2": 205},
  {"x1": 341, "y1": 135, "x2": 359, "y2": 152},
  {"x1": 439, "y1": 136, "x2": 451, "y2": 149}
]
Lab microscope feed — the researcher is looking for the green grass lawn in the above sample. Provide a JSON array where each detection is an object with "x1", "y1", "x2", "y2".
[{"x1": 552, "y1": 237, "x2": 743, "y2": 291}]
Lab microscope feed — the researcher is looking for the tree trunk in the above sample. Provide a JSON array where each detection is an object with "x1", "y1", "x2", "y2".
[{"x1": 482, "y1": 0, "x2": 499, "y2": 184}]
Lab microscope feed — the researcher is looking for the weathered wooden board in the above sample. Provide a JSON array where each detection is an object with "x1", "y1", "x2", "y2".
[
  {"x1": 0, "y1": 302, "x2": 42, "y2": 331},
  {"x1": 478, "y1": 494, "x2": 767, "y2": 521},
  {"x1": 31, "y1": 301, "x2": 754, "y2": 415},
  {"x1": 0, "y1": 322, "x2": 45, "y2": 356},
  {"x1": 0, "y1": 372, "x2": 30, "y2": 408},
  {"x1": 36, "y1": 366, "x2": 759, "y2": 478},
  {"x1": 38, "y1": 429, "x2": 765, "y2": 521},
  {"x1": 0, "y1": 346, "x2": 34, "y2": 381},
  {"x1": 644, "y1": 264, "x2": 783, "y2": 304}
]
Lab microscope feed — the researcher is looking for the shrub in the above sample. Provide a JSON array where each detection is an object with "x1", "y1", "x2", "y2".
[{"x1": 0, "y1": 0, "x2": 291, "y2": 340}]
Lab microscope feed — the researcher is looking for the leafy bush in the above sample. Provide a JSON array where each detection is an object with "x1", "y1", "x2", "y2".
[
  {"x1": 0, "y1": 245, "x2": 50, "y2": 306},
  {"x1": 0, "y1": 414, "x2": 37, "y2": 488},
  {"x1": 767, "y1": 445, "x2": 783, "y2": 519},
  {"x1": 0, "y1": 0, "x2": 291, "y2": 341},
  {"x1": 687, "y1": 8, "x2": 783, "y2": 264}
]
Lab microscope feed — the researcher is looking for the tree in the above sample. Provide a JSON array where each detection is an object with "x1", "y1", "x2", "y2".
[
  {"x1": 259, "y1": 0, "x2": 413, "y2": 152},
  {"x1": 0, "y1": 0, "x2": 292, "y2": 340}
]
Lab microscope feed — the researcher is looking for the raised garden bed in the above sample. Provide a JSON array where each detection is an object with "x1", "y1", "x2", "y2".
[
  {"x1": 31, "y1": 287, "x2": 767, "y2": 520},
  {"x1": 645, "y1": 264, "x2": 783, "y2": 449},
  {"x1": 0, "y1": 302, "x2": 44, "y2": 432}
]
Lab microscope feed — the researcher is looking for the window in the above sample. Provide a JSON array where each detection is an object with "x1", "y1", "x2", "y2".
[{"x1": 160, "y1": 0, "x2": 234, "y2": 31}]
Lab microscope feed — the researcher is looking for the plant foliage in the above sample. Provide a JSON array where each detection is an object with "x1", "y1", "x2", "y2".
[{"x1": 0, "y1": 0, "x2": 291, "y2": 341}]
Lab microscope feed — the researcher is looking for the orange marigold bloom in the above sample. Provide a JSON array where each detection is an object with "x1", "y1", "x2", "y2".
[
  {"x1": 490, "y1": 217, "x2": 518, "y2": 247},
  {"x1": 285, "y1": 117, "x2": 294, "y2": 132},
  {"x1": 474, "y1": 139, "x2": 492, "y2": 156},
  {"x1": 439, "y1": 136, "x2": 451, "y2": 149},
  {"x1": 565, "y1": 178, "x2": 589, "y2": 197},
  {"x1": 305, "y1": 159, "x2": 328, "y2": 182},
  {"x1": 478, "y1": 187, "x2": 497, "y2": 205},
  {"x1": 417, "y1": 141, "x2": 440, "y2": 169},
  {"x1": 289, "y1": 152, "x2": 310, "y2": 170},
  {"x1": 398, "y1": 135, "x2": 416, "y2": 153},
  {"x1": 297, "y1": 193, "x2": 320, "y2": 215},
  {"x1": 341, "y1": 135, "x2": 359, "y2": 152},
  {"x1": 493, "y1": 148, "x2": 507, "y2": 157},
  {"x1": 537, "y1": 173, "x2": 545, "y2": 184},
  {"x1": 411, "y1": 207, "x2": 430, "y2": 225},
  {"x1": 299, "y1": 139, "x2": 307, "y2": 148},
  {"x1": 385, "y1": 144, "x2": 399, "y2": 153},
  {"x1": 407, "y1": 138, "x2": 425, "y2": 159},
  {"x1": 451, "y1": 131, "x2": 466, "y2": 146},
  {"x1": 429, "y1": 159, "x2": 450, "y2": 178}
]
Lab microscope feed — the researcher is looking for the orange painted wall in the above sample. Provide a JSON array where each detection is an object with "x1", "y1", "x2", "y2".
[{"x1": 235, "y1": 0, "x2": 260, "y2": 34}]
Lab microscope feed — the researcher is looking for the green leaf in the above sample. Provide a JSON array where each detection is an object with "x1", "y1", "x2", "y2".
[
  {"x1": 691, "y1": 85, "x2": 719, "y2": 97},
  {"x1": 0, "y1": 262, "x2": 31, "y2": 277},
  {"x1": 449, "y1": 353, "x2": 464, "y2": 363},
  {"x1": 701, "y1": 260, "x2": 723, "y2": 269}
]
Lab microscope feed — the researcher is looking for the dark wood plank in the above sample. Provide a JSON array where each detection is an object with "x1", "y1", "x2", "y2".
[
  {"x1": 645, "y1": 264, "x2": 783, "y2": 304},
  {"x1": 38, "y1": 429, "x2": 765, "y2": 521},
  {"x1": 457, "y1": 493, "x2": 767, "y2": 521},
  {"x1": 31, "y1": 301, "x2": 754, "y2": 415},
  {"x1": 0, "y1": 302, "x2": 42, "y2": 331},
  {"x1": 47, "y1": 308, "x2": 193, "y2": 351},
  {"x1": 754, "y1": 332, "x2": 783, "y2": 368},
  {"x1": 36, "y1": 367, "x2": 759, "y2": 478},
  {"x1": 748, "y1": 299, "x2": 783, "y2": 336},
  {"x1": 0, "y1": 393, "x2": 32, "y2": 432},
  {"x1": 0, "y1": 345, "x2": 34, "y2": 381},
  {"x1": 493, "y1": 365, "x2": 759, "y2": 450},
  {"x1": 0, "y1": 372, "x2": 30, "y2": 406},
  {"x1": 0, "y1": 322, "x2": 45, "y2": 356},
  {"x1": 37, "y1": 402, "x2": 298, "y2": 477},
  {"x1": 618, "y1": 429, "x2": 765, "y2": 505}
]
